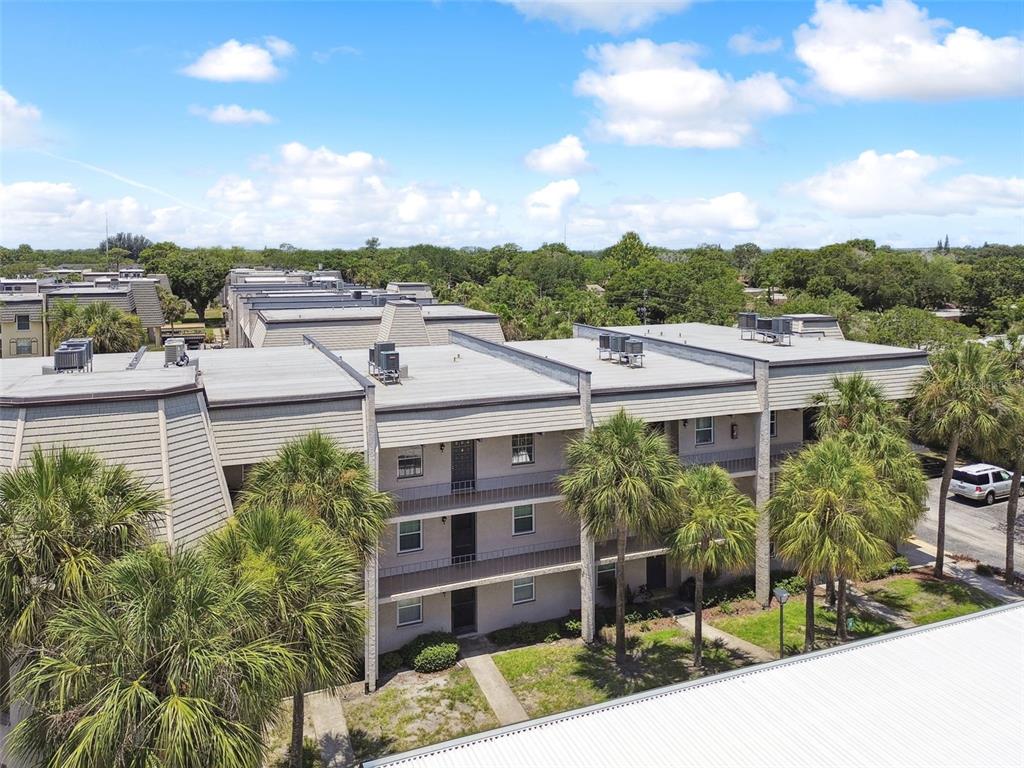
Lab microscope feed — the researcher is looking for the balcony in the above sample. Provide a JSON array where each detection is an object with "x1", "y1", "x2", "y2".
[
  {"x1": 379, "y1": 536, "x2": 665, "y2": 600},
  {"x1": 390, "y1": 468, "x2": 564, "y2": 518},
  {"x1": 679, "y1": 442, "x2": 803, "y2": 475}
]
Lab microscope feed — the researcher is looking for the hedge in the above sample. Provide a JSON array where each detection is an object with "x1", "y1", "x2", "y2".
[{"x1": 400, "y1": 631, "x2": 459, "y2": 673}]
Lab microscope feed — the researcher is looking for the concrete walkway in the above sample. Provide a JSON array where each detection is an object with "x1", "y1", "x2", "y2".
[
  {"x1": 303, "y1": 690, "x2": 356, "y2": 768},
  {"x1": 675, "y1": 613, "x2": 775, "y2": 663},
  {"x1": 905, "y1": 536, "x2": 1023, "y2": 603},
  {"x1": 459, "y1": 637, "x2": 528, "y2": 726}
]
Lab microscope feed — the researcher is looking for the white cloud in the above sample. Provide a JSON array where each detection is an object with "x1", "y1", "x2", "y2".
[
  {"x1": 189, "y1": 104, "x2": 275, "y2": 125},
  {"x1": 1, "y1": 89, "x2": 43, "y2": 148},
  {"x1": 181, "y1": 37, "x2": 295, "y2": 82},
  {"x1": 728, "y1": 29, "x2": 783, "y2": 55},
  {"x1": 504, "y1": 1, "x2": 692, "y2": 34},
  {"x1": 525, "y1": 179, "x2": 581, "y2": 221},
  {"x1": 312, "y1": 45, "x2": 361, "y2": 64},
  {"x1": 574, "y1": 39, "x2": 793, "y2": 148},
  {"x1": 795, "y1": 0, "x2": 1024, "y2": 100},
  {"x1": 789, "y1": 149, "x2": 1024, "y2": 216},
  {"x1": 206, "y1": 176, "x2": 261, "y2": 204},
  {"x1": 263, "y1": 36, "x2": 296, "y2": 59},
  {"x1": 524, "y1": 135, "x2": 590, "y2": 175}
]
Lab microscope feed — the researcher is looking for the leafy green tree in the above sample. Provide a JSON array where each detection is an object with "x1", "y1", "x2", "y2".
[
  {"x1": 99, "y1": 232, "x2": 152, "y2": 260},
  {"x1": 106, "y1": 247, "x2": 131, "y2": 270},
  {"x1": 0, "y1": 447, "x2": 163, "y2": 724},
  {"x1": 667, "y1": 465, "x2": 756, "y2": 667},
  {"x1": 157, "y1": 286, "x2": 188, "y2": 331},
  {"x1": 730, "y1": 242, "x2": 761, "y2": 277},
  {"x1": 850, "y1": 305, "x2": 976, "y2": 350},
  {"x1": 143, "y1": 247, "x2": 232, "y2": 322},
  {"x1": 561, "y1": 410, "x2": 680, "y2": 664},
  {"x1": 206, "y1": 508, "x2": 364, "y2": 768},
  {"x1": 46, "y1": 299, "x2": 145, "y2": 352},
  {"x1": 8, "y1": 545, "x2": 299, "y2": 768},
  {"x1": 769, "y1": 439, "x2": 891, "y2": 649},
  {"x1": 604, "y1": 232, "x2": 654, "y2": 270},
  {"x1": 237, "y1": 431, "x2": 393, "y2": 559},
  {"x1": 912, "y1": 343, "x2": 1016, "y2": 577}
]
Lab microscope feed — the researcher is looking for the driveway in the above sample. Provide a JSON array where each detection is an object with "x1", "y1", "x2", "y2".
[{"x1": 913, "y1": 477, "x2": 1023, "y2": 567}]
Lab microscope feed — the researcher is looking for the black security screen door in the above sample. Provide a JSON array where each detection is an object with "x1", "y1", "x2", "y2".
[
  {"x1": 451, "y1": 587, "x2": 477, "y2": 635},
  {"x1": 451, "y1": 440, "x2": 476, "y2": 493},
  {"x1": 451, "y1": 513, "x2": 476, "y2": 563},
  {"x1": 646, "y1": 555, "x2": 667, "y2": 590}
]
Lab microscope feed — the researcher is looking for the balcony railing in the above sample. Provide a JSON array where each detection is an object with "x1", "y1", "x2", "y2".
[
  {"x1": 390, "y1": 468, "x2": 564, "y2": 517},
  {"x1": 379, "y1": 536, "x2": 665, "y2": 599},
  {"x1": 679, "y1": 442, "x2": 804, "y2": 474}
]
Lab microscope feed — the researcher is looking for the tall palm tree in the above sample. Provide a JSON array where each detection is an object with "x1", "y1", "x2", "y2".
[
  {"x1": 237, "y1": 431, "x2": 393, "y2": 559},
  {"x1": 206, "y1": 508, "x2": 365, "y2": 768},
  {"x1": 769, "y1": 438, "x2": 891, "y2": 650},
  {"x1": 911, "y1": 343, "x2": 1015, "y2": 578},
  {"x1": 8, "y1": 545, "x2": 299, "y2": 768},
  {"x1": 561, "y1": 409, "x2": 680, "y2": 665},
  {"x1": 0, "y1": 446, "x2": 163, "y2": 723},
  {"x1": 991, "y1": 338, "x2": 1024, "y2": 583},
  {"x1": 667, "y1": 465, "x2": 756, "y2": 667},
  {"x1": 46, "y1": 299, "x2": 145, "y2": 352},
  {"x1": 814, "y1": 373, "x2": 928, "y2": 548}
]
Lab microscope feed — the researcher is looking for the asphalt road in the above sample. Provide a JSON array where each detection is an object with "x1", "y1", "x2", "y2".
[{"x1": 914, "y1": 477, "x2": 1024, "y2": 567}]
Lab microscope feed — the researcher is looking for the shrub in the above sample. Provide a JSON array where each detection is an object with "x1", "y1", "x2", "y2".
[
  {"x1": 773, "y1": 574, "x2": 807, "y2": 595},
  {"x1": 400, "y1": 631, "x2": 459, "y2": 673},
  {"x1": 544, "y1": 633, "x2": 561, "y2": 643},
  {"x1": 561, "y1": 616, "x2": 582, "y2": 637},
  {"x1": 718, "y1": 599, "x2": 735, "y2": 615},
  {"x1": 275, "y1": 737, "x2": 324, "y2": 768},
  {"x1": 864, "y1": 556, "x2": 912, "y2": 581},
  {"x1": 379, "y1": 651, "x2": 403, "y2": 675},
  {"x1": 412, "y1": 642, "x2": 459, "y2": 673},
  {"x1": 975, "y1": 562, "x2": 996, "y2": 577}
]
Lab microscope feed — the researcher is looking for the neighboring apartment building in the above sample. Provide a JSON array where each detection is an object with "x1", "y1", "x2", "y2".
[
  {"x1": 0, "y1": 293, "x2": 46, "y2": 358},
  {"x1": 0, "y1": 316, "x2": 928, "y2": 695}
]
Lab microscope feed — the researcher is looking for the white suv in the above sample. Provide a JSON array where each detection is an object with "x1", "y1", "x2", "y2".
[{"x1": 950, "y1": 464, "x2": 1022, "y2": 505}]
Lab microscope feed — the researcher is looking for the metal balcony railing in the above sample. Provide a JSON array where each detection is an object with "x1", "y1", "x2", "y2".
[
  {"x1": 679, "y1": 442, "x2": 804, "y2": 474},
  {"x1": 379, "y1": 536, "x2": 666, "y2": 599},
  {"x1": 390, "y1": 468, "x2": 564, "y2": 517}
]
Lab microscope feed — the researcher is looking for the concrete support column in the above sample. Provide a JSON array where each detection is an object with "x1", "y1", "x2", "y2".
[
  {"x1": 578, "y1": 369, "x2": 596, "y2": 642},
  {"x1": 754, "y1": 361, "x2": 771, "y2": 607},
  {"x1": 361, "y1": 383, "x2": 381, "y2": 693}
]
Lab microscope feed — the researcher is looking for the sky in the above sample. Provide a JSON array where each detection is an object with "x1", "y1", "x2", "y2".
[{"x1": 1, "y1": 0, "x2": 1022, "y2": 250}]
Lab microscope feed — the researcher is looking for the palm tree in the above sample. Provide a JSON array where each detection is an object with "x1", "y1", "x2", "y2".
[
  {"x1": 667, "y1": 465, "x2": 756, "y2": 668},
  {"x1": 911, "y1": 343, "x2": 1015, "y2": 578},
  {"x1": 769, "y1": 438, "x2": 891, "y2": 650},
  {"x1": 0, "y1": 446, "x2": 163, "y2": 723},
  {"x1": 991, "y1": 338, "x2": 1024, "y2": 583},
  {"x1": 46, "y1": 299, "x2": 145, "y2": 352},
  {"x1": 8, "y1": 545, "x2": 299, "y2": 768},
  {"x1": 561, "y1": 409, "x2": 680, "y2": 665},
  {"x1": 814, "y1": 373, "x2": 928, "y2": 549},
  {"x1": 237, "y1": 431, "x2": 393, "y2": 559},
  {"x1": 206, "y1": 508, "x2": 365, "y2": 768}
]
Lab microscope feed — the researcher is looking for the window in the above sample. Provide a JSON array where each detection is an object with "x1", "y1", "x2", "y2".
[
  {"x1": 694, "y1": 417, "x2": 715, "y2": 446},
  {"x1": 512, "y1": 504, "x2": 535, "y2": 536},
  {"x1": 597, "y1": 562, "x2": 615, "y2": 589},
  {"x1": 397, "y1": 520, "x2": 422, "y2": 553},
  {"x1": 953, "y1": 470, "x2": 989, "y2": 485},
  {"x1": 769, "y1": 411, "x2": 778, "y2": 439},
  {"x1": 511, "y1": 433, "x2": 535, "y2": 465},
  {"x1": 397, "y1": 446, "x2": 423, "y2": 479},
  {"x1": 512, "y1": 576, "x2": 535, "y2": 604},
  {"x1": 396, "y1": 597, "x2": 423, "y2": 626},
  {"x1": 15, "y1": 314, "x2": 29, "y2": 331},
  {"x1": 14, "y1": 339, "x2": 35, "y2": 356}
]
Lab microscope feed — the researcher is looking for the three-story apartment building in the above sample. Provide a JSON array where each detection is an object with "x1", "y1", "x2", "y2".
[{"x1": 0, "y1": 314, "x2": 929, "y2": 695}]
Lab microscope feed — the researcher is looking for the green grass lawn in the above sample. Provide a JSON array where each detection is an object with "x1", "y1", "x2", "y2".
[
  {"x1": 711, "y1": 597, "x2": 896, "y2": 656},
  {"x1": 864, "y1": 575, "x2": 1001, "y2": 625},
  {"x1": 492, "y1": 625, "x2": 741, "y2": 719},
  {"x1": 343, "y1": 666, "x2": 498, "y2": 763}
]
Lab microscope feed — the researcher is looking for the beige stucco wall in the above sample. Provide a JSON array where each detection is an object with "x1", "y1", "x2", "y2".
[
  {"x1": 475, "y1": 501, "x2": 577, "y2": 554},
  {"x1": 0, "y1": 318, "x2": 45, "y2": 358},
  {"x1": 379, "y1": 515, "x2": 451, "y2": 571},
  {"x1": 476, "y1": 570, "x2": 580, "y2": 634},
  {"x1": 677, "y1": 409, "x2": 803, "y2": 456},
  {"x1": 378, "y1": 591, "x2": 451, "y2": 653}
]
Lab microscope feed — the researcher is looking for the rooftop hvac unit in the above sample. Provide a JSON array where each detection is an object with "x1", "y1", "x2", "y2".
[
  {"x1": 164, "y1": 338, "x2": 187, "y2": 366},
  {"x1": 609, "y1": 334, "x2": 628, "y2": 353},
  {"x1": 53, "y1": 337, "x2": 93, "y2": 372},
  {"x1": 352, "y1": 290, "x2": 363, "y2": 300},
  {"x1": 771, "y1": 317, "x2": 793, "y2": 345},
  {"x1": 372, "y1": 293, "x2": 389, "y2": 307},
  {"x1": 374, "y1": 341, "x2": 395, "y2": 359},
  {"x1": 738, "y1": 312, "x2": 758, "y2": 331},
  {"x1": 623, "y1": 339, "x2": 644, "y2": 356},
  {"x1": 379, "y1": 350, "x2": 400, "y2": 373},
  {"x1": 756, "y1": 316, "x2": 774, "y2": 332},
  {"x1": 598, "y1": 333, "x2": 611, "y2": 350}
]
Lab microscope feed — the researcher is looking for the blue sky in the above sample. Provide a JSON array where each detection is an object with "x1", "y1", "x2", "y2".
[{"x1": 1, "y1": 0, "x2": 1022, "y2": 249}]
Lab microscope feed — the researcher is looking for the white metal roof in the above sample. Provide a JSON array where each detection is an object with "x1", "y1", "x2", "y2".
[{"x1": 367, "y1": 604, "x2": 1024, "y2": 768}]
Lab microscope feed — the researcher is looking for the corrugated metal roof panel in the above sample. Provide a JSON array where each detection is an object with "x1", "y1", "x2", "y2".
[{"x1": 368, "y1": 604, "x2": 1024, "y2": 768}]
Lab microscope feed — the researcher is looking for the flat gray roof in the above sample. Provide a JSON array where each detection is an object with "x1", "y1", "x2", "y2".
[
  {"x1": 1, "y1": 361, "x2": 197, "y2": 404},
  {"x1": 510, "y1": 337, "x2": 749, "y2": 392},
  {"x1": 333, "y1": 343, "x2": 576, "y2": 408},
  {"x1": 368, "y1": 603, "x2": 1024, "y2": 768},
  {"x1": 0, "y1": 293, "x2": 44, "y2": 302},
  {"x1": 610, "y1": 323, "x2": 925, "y2": 364},
  {"x1": 259, "y1": 304, "x2": 495, "y2": 323}
]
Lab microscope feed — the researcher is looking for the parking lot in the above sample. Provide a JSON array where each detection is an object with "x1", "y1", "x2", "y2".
[{"x1": 915, "y1": 477, "x2": 1023, "y2": 568}]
